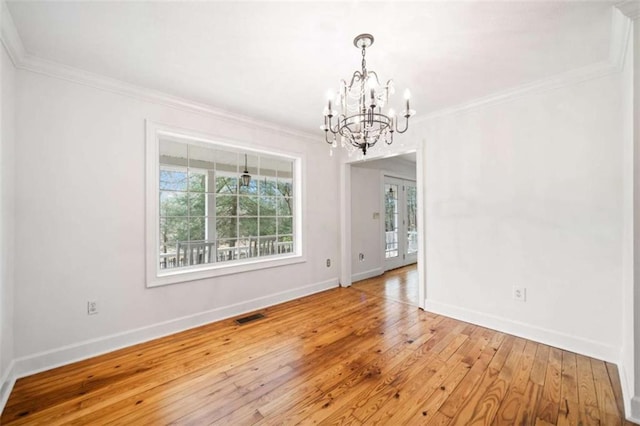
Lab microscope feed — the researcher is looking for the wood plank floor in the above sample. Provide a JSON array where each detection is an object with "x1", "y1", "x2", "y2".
[
  {"x1": 1, "y1": 265, "x2": 634, "y2": 425},
  {"x1": 354, "y1": 265, "x2": 419, "y2": 306}
]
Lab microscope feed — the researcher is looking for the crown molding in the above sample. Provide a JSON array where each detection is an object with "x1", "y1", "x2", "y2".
[
  {"x1": 0, "y1": 0, "x2": 24, "y2": 66},
  {"x1": 21, "y1": 54, "x2": 319, "y2": 142},
  {"x1": 0, "y1": 2, "x2": 318, "y2": 143},
  {"x1": 414, "y1": 60, "x2": 617, "y2": 124},
  {"x1": 414, "y1": 4, "x2": 632, "y2": 125},
  {"x1": 0, "y1": 2, "x2": 633, "y2": 134},
  {"x1": 611, "y1": 5, "x2": 633, "y2": 70},
  {"x1": 616, "y1": 1, "x2": 640, "y2": 20}
]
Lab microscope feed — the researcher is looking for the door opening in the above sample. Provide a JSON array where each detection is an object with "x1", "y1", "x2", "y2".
[{"x1": 342, "y1": 149, "x2": 425, "y2": 309}]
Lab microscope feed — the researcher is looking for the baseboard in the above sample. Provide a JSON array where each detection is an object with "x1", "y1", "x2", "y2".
[
  {"x1": 0, "y1": 360, "x2": 16, "y2": 414},
  {"x1": 0, "y1": 278, "x2": 338, "y2": 412},
  {"x1": 617, "y1": 360, "x2": 640, "y2": 423},
  {"x1": 424, "y1": 299, "x2": 619, "y2": 363},
  {"x1": 619, "y1": 362, "x2": 633, "y2": 419},
  {"x1": 630, "y1": 396, "x2": 640, "y2": 423},
  {"x1": 351, "y1": 267, "x2": 383, "y2": 283}
]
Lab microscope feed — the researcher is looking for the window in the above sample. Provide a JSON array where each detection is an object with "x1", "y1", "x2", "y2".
[{"x1": 146, "y1": 123, "x2": 303, "y2": 287}]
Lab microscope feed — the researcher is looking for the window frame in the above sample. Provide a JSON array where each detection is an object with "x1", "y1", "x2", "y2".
[{"x1": 146, "y1": 121, "x2": 305, "y2": 288}]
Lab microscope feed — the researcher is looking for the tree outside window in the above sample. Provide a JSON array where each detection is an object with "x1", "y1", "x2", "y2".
[{"x1": 158, "y1": 139, "x2": 295, "y2": 269}]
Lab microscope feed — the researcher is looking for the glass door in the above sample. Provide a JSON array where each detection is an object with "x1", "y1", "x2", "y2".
[
  {"x1": 405, "y1": 181, "x2": 418, "y2": 265},
  {"x1": 384, "y1": 178, "x2": 402, "y2": 269},
  {"x1": 384, "y1": 176, "x2": 417, "y2": 271}
]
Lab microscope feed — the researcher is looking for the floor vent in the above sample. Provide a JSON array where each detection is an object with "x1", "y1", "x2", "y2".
[{"x1": 235, "y1": 313, "x2": 265, "y2": 325}]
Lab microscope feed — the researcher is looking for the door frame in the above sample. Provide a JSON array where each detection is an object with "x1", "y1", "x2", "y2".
[{"x1": 339, "y1": 146, "x2": 426, "y2": 310}]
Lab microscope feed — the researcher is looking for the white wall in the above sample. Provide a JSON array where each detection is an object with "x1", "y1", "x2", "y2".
[
  {"x1": 0, "y1": 32, "x2": 16, "y2": 396},
  {"x1": 350, "y1": 167, "x2": 382, "y2": 281},
  {"x1": 422, "y1": 71, "x2": 625, "y2": 362},
  {"x1": 11, "y1": 69, "x2": 340, "y2": 368},
  {"x1": 350, "y1": 158, "x2": 417, "y2": 281}
]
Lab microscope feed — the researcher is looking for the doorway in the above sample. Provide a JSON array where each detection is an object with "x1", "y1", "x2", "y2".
[
  {"x1": 345, "y1": 151, "x2": 423, "y2": 308},
  {"x1": 384, "y1": 176, "x2": 418, "y2": 271}
]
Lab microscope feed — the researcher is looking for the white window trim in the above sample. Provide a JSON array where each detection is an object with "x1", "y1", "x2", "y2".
[{"x1": 145, "y1": 120, "x2": 305, "y2": 288}]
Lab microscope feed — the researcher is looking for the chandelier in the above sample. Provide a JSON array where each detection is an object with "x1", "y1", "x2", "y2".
[{"x1": 321, "y1": 33, "x2": 415, "y2": 156}]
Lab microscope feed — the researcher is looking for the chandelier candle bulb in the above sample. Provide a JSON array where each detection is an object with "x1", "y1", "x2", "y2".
[
  {"x1": 404, "y1": 89, "x2": 411, "y2": 115},
  {"x1": 326, "y1": 90, "x2": 335, "y2": 116}
]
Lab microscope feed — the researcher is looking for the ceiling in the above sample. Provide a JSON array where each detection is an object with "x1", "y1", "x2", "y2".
[{"x1": 6, "y1": 1, "x2": 615, "y2": 134}]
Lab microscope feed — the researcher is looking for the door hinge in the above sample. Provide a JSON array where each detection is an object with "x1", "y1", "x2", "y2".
[{"x1": 403, "y1": 254, "x2": 406, "y2": 260}]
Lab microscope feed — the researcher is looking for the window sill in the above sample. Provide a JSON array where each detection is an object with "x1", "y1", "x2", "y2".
[{"x1": 147, "y1": 253, "x2": 306, "y2": 288}]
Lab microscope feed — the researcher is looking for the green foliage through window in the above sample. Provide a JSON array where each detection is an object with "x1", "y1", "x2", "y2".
[{"x1": 158, "y1": 139, "x2": 296, "y2": 270}]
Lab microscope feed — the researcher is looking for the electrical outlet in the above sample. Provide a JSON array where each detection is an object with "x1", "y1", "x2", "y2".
[
  {"x1": 359, "y1": 253, "x2": 365, "y2": 262},
  {"x1": 87, "y1": 301, "x2": 98, "y2": 315},
  {"x1": 513, "y1": 287, "x2": 526, "y2": 302},
  {"x1": 326, "y1": 259, "x2": 331, "y2": 267}
]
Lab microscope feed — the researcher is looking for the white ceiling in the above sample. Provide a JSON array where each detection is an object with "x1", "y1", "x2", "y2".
[{"x1": 6, "y1": 1, "x2": 614, "y2": 134}]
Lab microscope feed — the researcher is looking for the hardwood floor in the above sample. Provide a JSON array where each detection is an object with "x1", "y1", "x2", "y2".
[
  {"x1": 354, "y1": 264, "x2": 419, "y2": 306},
  {"x1": 1, "y1": 266, "x2": 633, "y2": 425}
]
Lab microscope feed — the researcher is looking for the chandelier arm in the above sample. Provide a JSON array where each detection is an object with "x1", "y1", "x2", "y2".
[
  {"x1": 347, "y1": 71, "x2": 364, "y2": 92},
  {"x1": 324, "y1": 130, "x2": 335, "y2": 145},
  {"x1": 326, "y1": 114, "x2": 342, "y2": 135},
  {"x1": 395, "y1": 115, "x2": 411, "y2": 134},
  {"x1": 385, "y1": 131, "x2": 394, "y2": 145}
]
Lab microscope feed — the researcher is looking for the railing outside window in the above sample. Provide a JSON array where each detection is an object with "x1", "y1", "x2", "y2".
[
  {"x1": 158, "y1": 137, "x2": 296, "y2": 272},
  {"x1": 159, "y1": 238, "x2": 294, "y2": 269}
]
